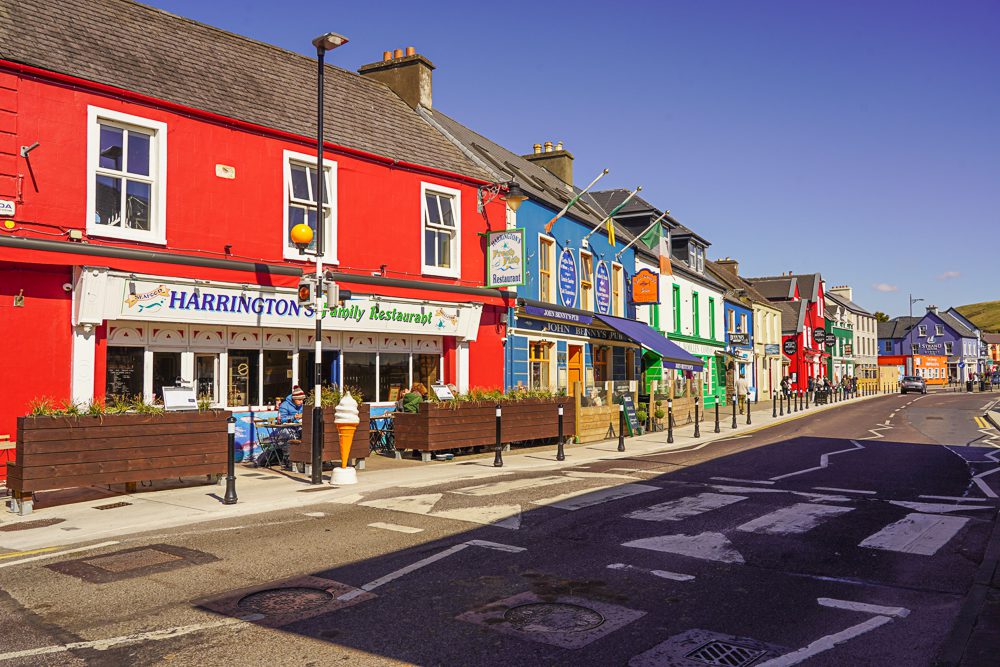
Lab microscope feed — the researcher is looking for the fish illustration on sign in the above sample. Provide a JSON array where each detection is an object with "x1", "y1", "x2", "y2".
[
  {"x1": 434, "y1": 307, "x2": 459, "y2": 330},
  {"x1": 125, "y1": 285, "x2": 170, "y2": 312},
  {"x1": 492, "y1": 244, "x2": 521, "y2": 272}
]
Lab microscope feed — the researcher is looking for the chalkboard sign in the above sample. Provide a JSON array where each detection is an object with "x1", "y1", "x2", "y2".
[
  {"x1": 620, "y1": 393, "x2": 641, "y2": 435},
  {"x1": 106, "y1": 346, "x2": 143, "y2": 398}
]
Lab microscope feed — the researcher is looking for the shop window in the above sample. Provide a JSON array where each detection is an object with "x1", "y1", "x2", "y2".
[
  {"x1": 298, "y1": 351, "x2": 340, "y2": 394},
  {"x1": 612, "y1": 264, "x2": 623, "y2": 316},
  {"x1": 344, "y1": 352, "x2": 377, "y2": 402},
  {"x1": 195, "y1": 353, "x2": 219, "y2": 406},
  {"x1": 529, "y1": 341, "x2": 552, "y2": 390},
  {"x1": 152, "y1": 351, "x2": 182, "y2": 403},
  {"x1": 580, "y1": 252, "x2": 593, "y2": 311},
  {"x1": 284, "y1": 151, "x2": 337, "y2": 261},
  {"x1": 263, "y1": 350, "x2": 293, "y2": 407},
  {"x1": 421, "y1": 183, "x2": 461, "y2": 278},
  {"x1": 87, "y1": 107, "x2": 166, "y2": 244},
  {"x1": 379, "y1": 353, "x2": 409, "y2": 403},
  {"x1": 538, "y1": 236, "x2": 554, "y2": 302},
  {"x1": 228, "y1": 349, "x2": 260, "y2": 407},
  {"x1": 674, "y1": 369, "x2": 688, "y2": 397},
  {"x1": 106, "y1": 346, "x2": 144, "y2": 400},
  {"x1": 593, "y1": 345, "x2": 610, "y2": 385},
  {"x1": 414, "y1": 353, "x2": 441, "y2": 389},
  {"x1": 625, "y1": 348, "x2": 636, "y2": 381}
]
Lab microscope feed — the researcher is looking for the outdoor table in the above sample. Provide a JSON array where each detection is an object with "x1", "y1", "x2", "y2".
[
  {"x1": 369, "y1": 412, "x2": 396, "y2": 456},
  {"x1": 253, "y1": 418, "x2": 300, "y2": 467}
]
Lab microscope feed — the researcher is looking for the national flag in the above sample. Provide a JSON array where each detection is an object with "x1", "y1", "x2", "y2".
[
  {"x1": 639, "y1": 223, "x2": 661, "y2": 250},
  {"x1": 659, "y1": 235, "x2": 673, "y2": 275},
  {"x1": 543, "y1": 168, "x2": 609, "y2": 234},
  {"x1": 606, "y1": 218, "x2": 616, "y2": 246}
]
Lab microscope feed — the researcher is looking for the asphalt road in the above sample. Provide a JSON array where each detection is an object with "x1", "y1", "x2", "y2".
[{"x1": 2, "y1": 391, "x2": 999, "y2": 666}]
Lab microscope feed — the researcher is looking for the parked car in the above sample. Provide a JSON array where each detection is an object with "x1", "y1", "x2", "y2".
[{"x1": 900, "y1": 375, "x2": 927, "y2": 394}]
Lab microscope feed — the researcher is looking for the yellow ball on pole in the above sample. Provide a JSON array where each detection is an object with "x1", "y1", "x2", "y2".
[{"x1": 290, "y1": 223, "x2": 314, "y2": 250}]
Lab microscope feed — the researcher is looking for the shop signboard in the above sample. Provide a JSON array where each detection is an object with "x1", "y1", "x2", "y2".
[
  {"x1": 764, "y1": 343, "x2": 781, "y2": 356},
  {"x1": 813, "y1": 327, "x2": 826, "y2": 346},
  {"x1": 485, "y1": 229, "x2": 525, "y2": 288},
  {"x1": 558, "y1": 248, "x2": 578, "y2": 309},
  {"x1": 514, "y1": 316, "x2": 632, "y2": 343},
  {"x1": 783, "y1": 338, "x2": 798, "y2": 356},
  {"x1": 844, "y1": 343, "x2": 853, "y2": 355},
  {"x1": 595, "y1": 262, "x2": 611, "y2": 314},
  {"x1": 728, "y1": 332, "x2": 750, "y2": 345},
  {"x1": 631, "y1": 268, "x2": 659, "y2": 304},
  {"x1": 523, "y1": 305, "x2": 592, "y2": 325}
]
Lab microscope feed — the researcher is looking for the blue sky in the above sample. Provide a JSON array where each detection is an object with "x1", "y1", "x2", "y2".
[{"x1": 147, "y1": 0, "x2": 999, "y2": 317}]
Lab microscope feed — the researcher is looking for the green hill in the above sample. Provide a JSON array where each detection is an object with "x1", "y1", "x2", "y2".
[{"x1": 955, "y1": 301, "x2": 1000, "y2": 332}]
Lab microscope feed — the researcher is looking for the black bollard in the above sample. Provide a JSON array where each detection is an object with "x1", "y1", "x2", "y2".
[
  {"x1": 667, "y1": 399, "x2": 674, "y2": 444},
  {"x1": 746, "y1": 394, "x2": 752, "y2": 425},
  {"x1": 731, "y1": 393, "x2": 738, "y2": 429},
  {"x1": 779, "y1": 391, "x2": 784, "y2": 416},
  {"x1": 224, "y1": 415, "x2": 238, "y2": 505},
  {"x1": 493, "y1": 404, "x2": 503, "y2": 467},
  {"x1": 714, "y1": 400, "x2": 721, "y2": 433},
  {"x1": 805, "y1": 389, "x2": 810, "y2": 409},
  {"x1": 772, "y1": 390, "x2": 778, "y2": 418},
  {"x1": 556, "y1": 404, "x2": 565, "y2": 461},
  {"x1": 693, "y1": 397, "x2": 701, "y2": 438},
  {"x1": 618, "y1": 403, "x2": 626, "y2": 451},
  {"x1": 311, "y1": 403, "x2": 324, "y2": 485}
]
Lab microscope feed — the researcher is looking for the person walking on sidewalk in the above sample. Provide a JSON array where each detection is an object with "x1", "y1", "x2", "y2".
[{"x1": 736, "y1": 372, "x2": 750, "y2": 414}]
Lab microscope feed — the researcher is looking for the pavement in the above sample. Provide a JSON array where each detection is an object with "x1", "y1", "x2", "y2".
[{"x1": 1, "y1": 391, "x2": 890, "y2": 553}]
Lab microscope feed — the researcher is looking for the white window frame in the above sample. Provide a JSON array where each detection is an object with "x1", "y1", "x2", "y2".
[
  {"x1": 86, "y1": 106, "x2": 167, "y2": 245},
  {"x1": 945, "y1": 341, "x2": 954, "y2": 355},
  {"x1": 611, "y1": 262, "x2": 624, "y2": 317},
  {"x1": 935, "y1": 324, "x2": 944, "y2": 336},
  {"x1": 918, "y1": 325, "x2": 927, "y2": 337},
  {"x1": 537, "y1": 233, "x2": 556, "y2": 303},
  {"x1": 283, "y1": 150, "x2": 338, "y2": 263},
  {"x1": 420, "y1": 182, "x2": 461, "y2": 278}
]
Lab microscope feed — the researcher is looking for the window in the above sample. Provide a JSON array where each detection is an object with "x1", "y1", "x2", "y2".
[
  {"x1": 87, "y1": 107, "x2": 166, "y2": 244},
  {"x1": 728, "y1": 310, "x2": 736, "y2": 333},
  {"x1": 414, "y1": 354, "x2": 441, "y2": 389},
  {"x1": 884, "y1": 341, "x2": 891, "y2": 353},
  {"x1": 672, "y1": 285, "x2": 681, "y2": 333},
  {"x1": 709, "y1": 298, "x2": 716, "y2": 340},
  {"x1": 918, "y1": 325, "x2": 927, "y2": 337},
  {"x1": 945, "y1": 342, "x2": 954, "y2": 355},
  {"x1": 379, "y1": 353, "x2": 409, "y2": 403},
  {"x1": 263, "y1": 350, "x2": 293, "y2": 406},
  {"x1": 538, "y1": 236, "x2": 555, "y2": 302},
  {"x1": 529, "y1": 341, "x2": 551, "y2": 390},
  {"x1": 421, "y1": 183, "x2": 461, "y2": 277},
  {"x1": 593, "y1": 345, "x2": 610, "y2": 384},
  {"x1": 580, "y1": 252, "x2": 593, "y2": 311},
  {"x1": 284, "y1": 151, "x2": 337, "y2": 261},
  {"x1": 911, "y1": 344, "x2": 919, "y2": 355},
  {"x1": 935, "y1": 325, "x2": 944, "y2": 336},
  {"x1": 344, "y1": 352, "x2": 377, "y2": 402},
  {"x1": 692, "y1": 291, "x2": 700, "y2": 337},
  {"x1": 227, "y1": 349, "x2": 260, "y2": 407},
  {"x1": 612, "y1": 264, "x2": 623, "y2": 316},
  {"x1": 740, "y1": 313, "x2": 748, "y2": 333}
]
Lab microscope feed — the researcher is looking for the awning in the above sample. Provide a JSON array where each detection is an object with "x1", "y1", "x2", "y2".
[{"x1": 595, "y1": 314, "x2": 705, "y2": 372}]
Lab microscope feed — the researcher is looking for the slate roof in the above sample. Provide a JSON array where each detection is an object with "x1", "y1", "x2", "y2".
[
  {"x1": 775, "y1": 301, "x2": 805, "y2": 334},
  {"x1": 944, "y1": 308, "x2": 979, "y2": 335},
  {"x1": 704, "y1": 260, "x2": 775, "y2": 308},
  {"x1": 748, "y1": 277, "x2": 797, "y2": 301},
  {"x1": 826, "y1": 291, "x2": 873, "y2": 317},
  {"x1": 1, "y1": 0, "x2": 489, "y2": 180},
  {"x1": 589, "y1": 189, "x2": 709, "y2": 245},
  {"x1": 984, "y1": 333, "x2": 1000, "y2": 345},
  {"x1": 879, "y1": 317, "x2": 919, "y2": 340},
  {"x1": 938, "y1": 310, "x2": 977, "y2": 338}
]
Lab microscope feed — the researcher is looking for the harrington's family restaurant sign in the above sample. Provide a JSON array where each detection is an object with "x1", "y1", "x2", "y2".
[{"x1": 486, "y1": 229, "x2": 525, "y2": 288}]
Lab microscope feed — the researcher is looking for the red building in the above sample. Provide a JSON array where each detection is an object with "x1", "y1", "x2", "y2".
[
  {"x1": 0, "y1": 0, "x2": 510, "y2": 477},
  {"x1": 747, "y1": 273, "x2": 829, "y2": 391}
]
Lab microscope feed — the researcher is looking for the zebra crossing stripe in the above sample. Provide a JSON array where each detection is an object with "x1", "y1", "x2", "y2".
[
  {"x1": 859, "y1": 513, "x2": 969, "y2": 555},
  {"x1": 626, "y1": 493, "x2": 748, "y2": 522},
  {"x1": 737, "y1": 503, "x2": 853, "y2": 535}
]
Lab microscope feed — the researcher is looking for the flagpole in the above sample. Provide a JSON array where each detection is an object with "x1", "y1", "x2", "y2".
[
  {"x1": 582, "y1": 186, "x2": 642, "y2": 244},
  {"x1": 614, "y1": 208, "x2": 670, "y2": 260},
  {"x1": 544, "y1": 168, "x2": 610, "y2": 234}
]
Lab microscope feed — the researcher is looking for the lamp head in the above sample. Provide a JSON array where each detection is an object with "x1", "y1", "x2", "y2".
[
  {"x1": 290, "y1": 223, "x2": 314, "y2": 251},
  {"x1": 504, "y1": 181, "x2": 528, "y2": 212},
  {"x1": 313, "y1": 32, "x2": 349, "y2": 53}
]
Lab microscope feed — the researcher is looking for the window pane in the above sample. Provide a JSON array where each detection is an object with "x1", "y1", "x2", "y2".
[
  {"x1": 95, "y1": 175, "x2": 122, "y2": 226},
  {"x1": 105, "y1": 346, "x2": 144, "y2": 400},
  {"x1": 126, "y1": 131, "x2": 150, "y2": 176},
  {"x1": 228, "y1": 349, "x2": 260, "y2": 407},
  {"x1": 438, "y1": 195, "x2": 455, "y2": 227},
  {"x1": 298, "y1": 350, "x2": 339, "y2": 395},
  {"x1": 290, "y1": 164, "x2": 310, "y2": 201},
  {"x1": 263, "y1": 350, "x2": 293, "y2": 407},
  {"x1": 99, "y1": 125, "x2": 124, "y2": 170},
  {"x1": 437, "y1": 230, "x2": 451, "y2": 268},
  {"x1": 309, "y1": 166, "x2": 326, "y2": 203},
  {"x1": 125, "y1": 180, "x2": 151, "y2": 230},
  {"x1": 152, "y1": 351, "x2": 182, "y2": 403},
  {"x1": 425, "y1": 193, "x2": 441, "y2": 225},
  {"x1": 424, "y1": 229, "x2": 437, "y2": 265},
  {"x1": 414, "y1": 354, "x2": 440, "y2": 388},
  {"x1": 287, "y1": 205, "x2": 318, "y2": 252},
  {"x1": 343, "y1": 352, "x2": 376, "y2": 402},
  {"x1": 195, "y1": 354, "x2": 218, "y2": 405},
  {"x1": 379, "y1": 353, "x2": 409, "y2": 403}
]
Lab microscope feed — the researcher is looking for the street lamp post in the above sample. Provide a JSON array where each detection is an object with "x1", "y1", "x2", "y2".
[{"x1": 908, "y1": 294, "x2": 924, "y2": 377}]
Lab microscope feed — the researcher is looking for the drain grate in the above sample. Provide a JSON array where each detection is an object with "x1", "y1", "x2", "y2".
[
  {"x1": 0, "y1": 518, "x2": 65, "y2": 532},
  {"x1": 686, "y1": 640, "x2": 766, "y2": 667},
  {"x1": 237, "y1": 587, "x2": 334, "y2": 615},
  {"x1": 504, "y1": 603, "x2": 605, "y2": 633},
  {"x1": 93, "y1": 501, "x2": 132, "y2": 510},
  {"x1": 926, "y1": 416, "x2": 944, "y2": 421}
]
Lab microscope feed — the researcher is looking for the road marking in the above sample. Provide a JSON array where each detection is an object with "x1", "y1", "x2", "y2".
[
  {"x1": 533, "y1": 483, "x2": 659, "y2": 511},
  {"x1": 975, "y1": 416, "x2": 989, "y2": 428},
  {"x1": 737, "y1": 503, "x2": 853, "y2": 535},
  {"x1": 972, "y1": 465, "x2": 1000, "y2": 499},
  {"x1": 920, "y1": 494, "x2": 989, "y2": 502},
  {"x1": 889, "y1": 501, "x2": 992, "y2": 513},
  {"x1": 338, "y1": 539, "x2": 525, "y2": 601},
  {"x1": 566, "y1": 471, "x2": 642, "y2": 480},
  {"x1": 859, "y1": 513, "x2": 969, "y2": 555},
  {"x1": 0, "y1": 540, "x2": 120, "y2": 570},
  {"x1": 626, "y1": 493, "x2": 747, "y2": 522},
  {"x1": 0, "y1": 615, "x2": 261, "y2": 662},
  {"x1": 756, "y1": 616, "x2": 894, "y2": 667},
  {"x1": 817, "y1": 597, "x2": 910, "y2": 618},
  {"x1": 0, "y1": 546, "x2": 61, "y2": 560},
  {"x1": 769, "y1": 440, "x2": 865, "y2": 481},
  {"x1": 359, "y1": 493, "x2": 442, "y2": 515},
  {"x1": 451, "y1": 475, "x2": 573, "y2": 496},
  {"x1": 813, "y1": 486, "x2": 876, "y2": 495},
  {"x1": 431, "y1": 504, "x2": 522, "y2": 530},
  {"x1": 606, "y1": 562, "x2": 695, "y2": 581},
  {"x1": 623, "y1": 531, "x2": 745, "y2": 564},
  {"x1": 710, "y1": 485, "x2": 851, "y2": 503},
  {"x1": 368, "y1": 522, "x2": 424, "y2": 534},
  {"x1": 861, "y1": 424, "x2": 893, "y2": 440},
  {"x1": 302, "y1": 512, "x2": 326, "y2": 518},
  {"x1": 711, "y1": 477, "x2": 775, "y2": 485}
]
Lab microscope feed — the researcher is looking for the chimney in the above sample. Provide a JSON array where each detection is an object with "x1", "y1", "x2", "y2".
[
  {"x1": 358, "y1": 47, "x2": 435, "y2": 110},
  {"x1": 927, "y1": 304, "x2": 938, "y2": 314},
  {"x1": 522, "y1": 141, "x2": 574, "y2": 184},
  {"x1": 827, "y1": 285, "x2": 853, "y2": 301},
  {"x1": 716, "y1": 257, "x2": 739, "y2": 276}
]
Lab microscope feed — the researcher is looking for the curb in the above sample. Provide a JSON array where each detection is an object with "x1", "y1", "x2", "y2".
[{"x1": 984, "y1": 411, "x2": 1000, "y2": 431}]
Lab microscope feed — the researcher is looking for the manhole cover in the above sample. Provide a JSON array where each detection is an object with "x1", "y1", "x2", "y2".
[
  {"x1": 237, "y1": 587, "x2": 334, "y2": 615},
  {"x1": 503, "y1": 602, "x2": 605, "y2": 633},
  {"x1": 0, "y1": 518, "x2": 65, "y2": 532},
  {"x1": 85, "y1": 548, "x2": 183, "y2": 573},
  {"x1": 686, "y1": 640, "x2": 766, "y2": 666},
  {"x1": 93, "y1": 501, "x2": 132, "y2": 510}
]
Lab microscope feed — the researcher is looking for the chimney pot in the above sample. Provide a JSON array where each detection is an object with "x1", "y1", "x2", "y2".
[
  {"x1": 358, "y1": 50, "x2": 436, "y2": 110},
  {"x1": 555, "y1": 141, "x2": 564, "y2": 151},
  {"x1": 533, "y1": 143, "x2": 542, "y2": 155},
  {"x1": 544, "y1": 141, "x2": 553, "y2": 153},
  {"x1": 383, "y1": 51, "x2": 392, "y2": 61},
  {"x1": 523, "y1": 141, "x2": 574, "y2": 183},
  {"x1": 393, "y1": 48, "x2": 404, "y2": 58},
  {"x1": 405, "y1": 46, "x2": 415, "y2": 56}
]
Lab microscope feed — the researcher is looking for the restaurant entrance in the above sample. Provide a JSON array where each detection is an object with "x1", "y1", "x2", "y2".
[{"x1": 567, "y1": 345, "x2": 584, "y2": 394}]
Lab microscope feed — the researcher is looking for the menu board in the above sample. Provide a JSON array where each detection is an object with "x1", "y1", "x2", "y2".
[
  {"x1": 620, "y1": 393, "x2": 641, "y2": 435},
  {"x1": 106, "y1": 347, "x2": 144, "y2": 398}
]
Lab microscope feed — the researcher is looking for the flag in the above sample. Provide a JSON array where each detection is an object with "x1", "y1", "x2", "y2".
[
  {"x1": 606, "y1": 218, "x2": 616, "y2": 246},
  {"x1": 639, "y1": 223, "x2": 661, "y2": 250},
  {"x1": 659, "y1": 235, "x2": 673, "y2": 275},
  {"x1": 543, "y1": 168, "x2": 609, "y2": 234}
]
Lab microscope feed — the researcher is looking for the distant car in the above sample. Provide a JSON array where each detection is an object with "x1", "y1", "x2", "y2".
[{"x1": 900, "y1": 375, "x2": 927, "y2": 394}]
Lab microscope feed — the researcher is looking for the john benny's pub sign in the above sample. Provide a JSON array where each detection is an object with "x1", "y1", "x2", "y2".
[{"x1": 115, "y1": 279, "x2": 479, "y2": 338}]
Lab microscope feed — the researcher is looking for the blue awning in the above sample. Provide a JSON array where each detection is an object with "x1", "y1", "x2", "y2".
[{"x1": 595, "y1": 314, "x2": 705, "y2": 372}]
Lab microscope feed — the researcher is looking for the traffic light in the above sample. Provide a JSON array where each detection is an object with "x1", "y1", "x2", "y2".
[
  {"x1": 297, "y1": 278, "x2": 314, "y2": 306},
  {"x1": 325, "y1": 282, "x2": 352, "y2": 307}
]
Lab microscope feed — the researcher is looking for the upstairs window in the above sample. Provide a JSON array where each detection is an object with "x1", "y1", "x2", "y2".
[
  {"x1": 612, "y1": 263, "x2": 623, "y2": 316},
  {"x1": 918, "y1": 325, "x2": 927, "y2": 337},
  {"x1": 692, "y1": 291, "x2": 701, "y2": 337},
  {"x1": 945, "y1": 342, "x2": 954, "y2": 355},
  {"x1": 538, "y1": 236, "x2": 555, "y2": 302},
  {"x1": 421, "y1": 183, "x2": 461, "y2": 277},
  {"x1": 87, "y1": 107, "x2": 166, "y2": 244},
  {"x1": 672, "y1": 285, "x2": 681, "y2": 333},
  {"x1": 284, "y1": 151, "x2": 337, "y2": 261},
  {"x1": 580, "y1": 252, "x2": 593, "y2": 311},
  {"x1": 935, "y1": 324, "x2": 944, "y2": 336}
]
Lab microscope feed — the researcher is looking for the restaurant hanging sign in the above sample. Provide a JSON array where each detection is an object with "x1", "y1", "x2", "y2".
[
  {"x1": 486, "y1": 229, "x2": 525, "y2": 288},
  {"x1": 595, "y1": 261, "x2": 611, "y2": 314},
  {"x1": 558, "y1": 248, "x2": 578, "y2": 309},
  {"x1": 631, "y1": 268, "x2": 659, "y2": 304},
  {"x1": 783, "y1": 338, "x2": 798, "y2": 356}
]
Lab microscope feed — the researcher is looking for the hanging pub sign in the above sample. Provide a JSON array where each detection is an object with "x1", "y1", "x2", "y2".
[
  {"x1": 557, "y1": 248, "x2": 578, "y2": 309},
  {"x1": 783, "y1": 338, "x2": 798, "y2": 356},
  {"x1": 728, "y1": 332, "x2": 750, "y2": 345},
  {"x1": 595, "y1": 261, "x2": 611, "y2": 314},
  {"x1": 485, "y1": 229, "x2": 525, "y2": 288},
  {"x1": 813, "y1": 327, "x2": 826, "y2": 346},
  {"x1": 844, "y1": 343, "x2": 853, "y2": 356},
  {"x1": 631, "y1": 268, "x2": 659, "y2": 304},
  {"x1": 826, "y1": 336, "x2": 837, "y2": 347}
]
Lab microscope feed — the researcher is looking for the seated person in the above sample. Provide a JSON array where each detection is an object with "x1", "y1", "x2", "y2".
[
  {"x1": 398, "y1": 382, "x2": 428, "y2": 413},
  {"x1": 278, "y1": 385, "x2": 305, "y2": 423}
]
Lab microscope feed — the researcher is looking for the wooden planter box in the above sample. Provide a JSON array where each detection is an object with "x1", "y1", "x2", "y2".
[
  {"x1": 393, "y1": 399, "x2": 575, "y2": 455},
  {"x1": 8, "y1": 411, "x2": 230, "y2": 515},
  {"x1": 576, "y1": 405, "x2": 616, "y2": 444},
  {"x1": 291, "y1": 404, "x2": 370, "y2": 467}
]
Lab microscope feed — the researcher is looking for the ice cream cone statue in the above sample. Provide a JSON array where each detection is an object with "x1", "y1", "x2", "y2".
[{"x1": 331, "y1": 392, "x2": 359, "y2": 485}]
